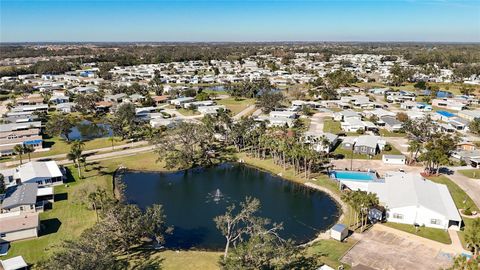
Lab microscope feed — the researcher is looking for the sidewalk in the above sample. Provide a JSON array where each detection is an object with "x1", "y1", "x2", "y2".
[{"x1": 1, "y1": 141, "x2": 150, "y2": 168}]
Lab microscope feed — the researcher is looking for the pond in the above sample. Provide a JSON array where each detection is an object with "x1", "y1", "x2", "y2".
[
  {"x1": 64, "y1": 120, "x2": 112, "y2": 141},
  {"x1": 122, "y1": 163, "x2": 340, "y2": 250}
]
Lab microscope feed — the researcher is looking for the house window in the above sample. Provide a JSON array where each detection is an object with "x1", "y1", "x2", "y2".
[
  {"x1": 431, "y1": 219, "x2": 442, "y2": 225},
  {"x1": 20, "y1": 206, "x2": 24, "y2": 211},
  {"x1": 392, "y1": 213, "x2": 404, "y2": 219},
  {"x1": 0, "y1": 233, "x2": 5, "y2": 237}
]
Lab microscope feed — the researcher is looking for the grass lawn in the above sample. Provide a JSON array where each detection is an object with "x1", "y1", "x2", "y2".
[
  {"x1": 383, "y1": 222, "x2": 452, "y2": 244},
  {"x1": 333, "y1": 144, "x2": 402, "y2": 160},
  {"x1": 177, "y1": 108, "x2": 201, "y2": 116},
  {"x1": 379, "y1": 129, "x2": 406, "y2": 137},
  {"x1": 307, "y1": 239, "x2": 356, "y2": 269},
  {"x1": 237, "y1": 152, "x2": 307, "y2": 185},
  {"x1": 216, "y1": 97, "x2": 255, "y2": 115},
  {"x1": 323, "y1": 118, "x2": 342, "y2": 134},
  {"x1": 6, "y1": 136, "x2": 126, "y2": 162},
  {"x1": 5, "y1": 164, "x2": 111, "y2": 263},
  {"x1": 457, "y1": 217, "x2": 480, "y2": 251},
  {"x1": 427, "y1": 175, "x2": 479, "y2": 212},
  {"x1": 457, "y1": 169, "x2": 480, "y2": 179},
  {"x1": 161, "y1": 251, "x2": 221, "y2": 270}
]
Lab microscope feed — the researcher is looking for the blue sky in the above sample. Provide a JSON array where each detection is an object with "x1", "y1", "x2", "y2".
[{"x1": 1, "y1": 0, "x2": 479, "y2": 42}]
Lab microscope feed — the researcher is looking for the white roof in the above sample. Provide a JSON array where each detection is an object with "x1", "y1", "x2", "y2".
[
  {"x1": 37, "y1": 187, "x2": 54, "y2": 197},
  {"x1": 1, "y1": 256, "x2": 28, "y2": 270},
  {"x1": 15, "y1": 161, "x2": 62, "y2": 182},
  {"x1": 368, "y1": 173, "x2": 461, "y2": 221}
]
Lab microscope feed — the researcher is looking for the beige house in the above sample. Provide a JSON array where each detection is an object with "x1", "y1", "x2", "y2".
[{"x1": 0, "y1": 212, "x2": 39, "y2": 242}]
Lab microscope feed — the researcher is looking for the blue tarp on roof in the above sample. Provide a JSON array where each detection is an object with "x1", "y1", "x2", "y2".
[
  {"x1": 436, "y1": 110, "x2": 455, "y2": 117},
  {"x1": 24, "y1": 139, "x2": 42, "y2": 145}
]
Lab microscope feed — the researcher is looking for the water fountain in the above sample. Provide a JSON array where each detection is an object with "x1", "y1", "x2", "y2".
[{"x1": 213, "y1": 188, "x2": 222, "y2": 202}]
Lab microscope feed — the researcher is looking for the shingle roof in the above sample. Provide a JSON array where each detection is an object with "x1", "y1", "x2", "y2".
[{"x1": 1, "y1": 183, "x2": 38, "y2": 209}]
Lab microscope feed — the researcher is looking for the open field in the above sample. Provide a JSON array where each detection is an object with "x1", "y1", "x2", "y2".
[{"x1": 216, "y1": 97, "x2": 255, "y2": 115}]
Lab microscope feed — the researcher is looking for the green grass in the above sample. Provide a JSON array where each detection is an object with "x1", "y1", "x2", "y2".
[
  {"x1": 458, "y1": 169, "x2": 480, "y2": 179},
  {"x1": 333, "y1": 144, "x2": 402, "y2": 160},
  {"x1": 177, "y1": 108, "x2": 201, "y2": 116},
  {"x1": 5, "y1": 164, "x2": 111, "y2": 263},
  {"x1": 307, "y1": 239, "x2": 357, "y2": 269},
  {"x1": 383, "y1": 222, "x2": 452, "y2": 244},
  {"x1": 379, "y1": 129, "x2": 406, "y2": 137},
  {"x1": 457, "y1": 217, "x2": 479, "y2": 250},
  {"x1": 216, "y1": 97, "x2": 255, "y2": 115},
  {"x1": 161, "y1": 251, "x2": 221, "y2": 270},
  {"x1": 323, "y1": 118, "x2": 342, "y2": 134},
  {"x1": 13, "y1": 136, "x2": 126, "y2": 161},
  {"x1": 4, "y1": 152, "x2": 166, "y2": 264},
  {"x1": 427, "y1": 175, "x2": 480, "y2": 212}
]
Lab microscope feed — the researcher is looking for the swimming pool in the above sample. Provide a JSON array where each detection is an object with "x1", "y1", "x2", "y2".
[{"x1": 332, "y1": 171, "x2": 376, "y2": 181}]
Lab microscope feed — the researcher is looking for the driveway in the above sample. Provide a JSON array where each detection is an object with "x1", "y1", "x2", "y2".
[
  {"x1": 447, "y1": 169, "x2": 480, "y2": 209},
  {"x1": 308, "y1": 112, "x2": 332, "y2": 134},
  {"x1": 331, "y1": 159, "x2": 423, "y2": 177},
  {"x1": 233, "y1": 104, "x2": 256, "y2": 120},
  {"x1": 383, "y1": 137, "x2": 410, "y2": 156},
  {"x1": 341, "y1": 225, "x2": 456, "y2": 270}
]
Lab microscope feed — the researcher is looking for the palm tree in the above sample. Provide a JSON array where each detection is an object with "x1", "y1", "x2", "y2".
[
  {"x1": 464, "y1": 218, "x2": 480, "y2": 255},
  {"x1": 23, "y1": 144, "x2": 35, "y2": 161},
  {"x1": 13, "y1": 144, "x2": 24, "y2": 165},
  {"x1": 408, "y1": 140, "x2": 422, "y2": 164},
  {"x1": 67, "y1": 140, "x2": 85, "y2": 179}
]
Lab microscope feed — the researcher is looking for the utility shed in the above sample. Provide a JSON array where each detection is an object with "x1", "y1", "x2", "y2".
[{"x1": 330, "y1": 223, "x2": 348, "y2": 241}]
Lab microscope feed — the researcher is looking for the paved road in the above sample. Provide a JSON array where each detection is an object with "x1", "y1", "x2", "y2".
[
  {"x1": 446, "y1": 168, "x2": 480, "y2": 209},
  {"x1": 55, "y1": 144, "x2": 155, "y2": 166},
  {"x1": 233, "y1": 104, "x2": 256, "y2": 120},
  {"x1": 1, "y1": 141, "x2": 149, "y2": 168}
]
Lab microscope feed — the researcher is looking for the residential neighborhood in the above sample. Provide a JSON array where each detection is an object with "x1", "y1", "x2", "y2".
[{"x1": 0, "y1": 3, "x2": 480, "y2": 269}]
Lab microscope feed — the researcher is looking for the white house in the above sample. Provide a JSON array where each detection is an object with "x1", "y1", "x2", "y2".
[
  {"x1": 304, "y1": 132, "x2": 339, "y2": 153},
  {"x1": 169, "y1": 97, "x2": 195, "y2": 106},
  {"x1": 0, "y1": 161, "x2": 64, "y2": 187},
  {"x1": 382, "y1": 154, "x2": 406, "y2": 165},
  {"x1": 351, "y1": 172, "x2": 462, "y2": 231}
]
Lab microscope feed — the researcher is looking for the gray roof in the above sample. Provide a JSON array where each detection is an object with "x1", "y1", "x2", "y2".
[
  {"x1": 355, "y1": 135, "x2": 379, "y2": 148},
  {"x1": 380, "y1": 115, "x2": 402, "y2": 126},
  {"x1": 340, "y1": 110, "x2": 360, "y2": 118},
  {"x1": 331, "y1": 224, "x2": 347, "y2": 232},
  {"x1": 1, "y1": 183, "x2": 38, "y2": 209},
  {"x1": 0, "y1": 122, "x2": 42, "y2": 133}
]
